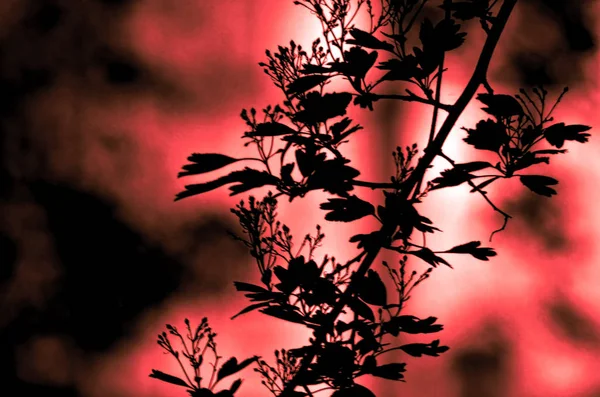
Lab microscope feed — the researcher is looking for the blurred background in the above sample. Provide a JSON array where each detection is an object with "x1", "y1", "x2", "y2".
[{"x1": 0, "y1": 1, "x2": 599, "y2": 396}]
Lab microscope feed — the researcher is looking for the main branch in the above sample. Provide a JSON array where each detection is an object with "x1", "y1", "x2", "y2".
[{"x1": 281, "y1": 1, "x2": 518, "y2": 394}]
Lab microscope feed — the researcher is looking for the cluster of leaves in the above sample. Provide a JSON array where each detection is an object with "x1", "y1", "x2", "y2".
[
  {"x1": 431, "y1": 87, "x2": 591, "y2": 198},
  {"x1": 153, "y1": 1, "x2": 592, "y2": 396},
  {"x1": 150, "y1": 318, "x2": 258, "y2": 397},
  {"x1": 231, "y1": 197, "x2": 451, "y2": 394}
]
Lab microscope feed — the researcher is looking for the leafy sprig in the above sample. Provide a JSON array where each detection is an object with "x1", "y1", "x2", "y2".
[{"x1": 153, "y1": 1, "x2": 592, "y2": 396}]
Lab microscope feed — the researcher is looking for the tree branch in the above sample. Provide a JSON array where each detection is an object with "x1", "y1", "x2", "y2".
[{"x1": 280, "y1": 1, "x2": 518, "y2": 394}]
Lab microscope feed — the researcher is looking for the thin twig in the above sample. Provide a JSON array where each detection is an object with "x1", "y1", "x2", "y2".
[{"x1": 438, "y1": 151, "x2": 512, "y2": 241}]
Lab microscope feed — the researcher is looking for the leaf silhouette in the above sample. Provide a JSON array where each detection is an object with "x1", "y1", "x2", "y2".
[
  {"x1": 348, "y1": 296, "x2": 375, "y2": 322},
  {"x1": 346, "y1": 28, "x2": 394, "y2": 51},
  {"x1": 286, "y1": 75, "x2": 330, "y2": 96},
  {"x1": 445, "y1": 241, "x2": 497, "y2": 260},
  {"x1": 454, "y1": 161, "x2": 494, "y2": 172},
  {"x1": 229, "y1": 379, "x2": 242, "y2": 394},
  {"x1": 430, "y1": 168, "x2": 474, "y2": 190},
  {"x1": 294, "y1": 92, "x2": 353, "y2": 124},
  {"x1": 434, "y1": 18, "x2": 467, "y2": 51},
  {"x1": 377, "y1": 56, "x2": 420, "y2": 81},
  {"x1": 408, "y1": 248, "x2": 452, "y2": 268},
  {"x1": 261, "y1": 305, "x2": 307, "y2": 325},
  {"x1": 341, "y1": 47, "x2": 378, "y2": 78},
  {"x1": 178, "y1": 154, "x2": 241, "y2": 177},
  {"x1": 544, "y1": 123, "x2": 591, "y2": 148},
  {"x1": 357, "y1": 269, "x2": 387, "y2": 306},
  {"x1": 520, "y1": 175, "x2": 558, "y2": 197},
  {"x1": 400, "y1": 340, "x2": 449, "y2": 357},
  {"x1": 175, "y1": 168, "x2": 279, "y2": 201},
  {"x1": 382, "y1": 315, "x2": 444, "y2": 336},
  {"x1": 320, "y1": 195, "x2": 375, "y2": 222},
  {"x1": 476, "y1": 93, "x2": 524, "y2": 118},
  {"x1": 249, "y1": 122, "x2": 297, "y2": 137},
  {"x1": 463, "y1": 119, "x2": 510, "y2": 152},
  {"x1": 231, "y1": 302, "x2": 270, "y2": 320},
  {"x1": 149, "y1": 369, "x2": 190, "y2": 387},
  {"x1": 217, "y1": 356, "x2": 259, "y2": 382},
  {"x1": 371, "y1": 363, "x2": 407, "y2": 381},
  {"x1": 233, "y1": 281, "x2": 268, "y2": 293}
]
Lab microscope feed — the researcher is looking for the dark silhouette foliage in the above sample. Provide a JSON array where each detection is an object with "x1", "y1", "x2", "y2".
[{"x1": 152, "y1": 1, "x2": 592, "y2": 396}]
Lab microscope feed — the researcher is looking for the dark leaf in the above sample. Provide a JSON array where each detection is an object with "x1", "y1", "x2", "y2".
[
  {"x1": 332, "y1": 384, "x2": 377, "y2": 397},
  {"x1": 382, "y1": 315, "x2": 444, "y2": 336},
  {"x1": 347, "y1": 28, "x2": 394, "y2": 51},
  {"x1": 229, "y1": 379, "x2": 242, "y2": 394},
  {"x1": 408, "y1": 248, "x2": 452, "y2": 268},
  {"x1": 521, "y1": 125, "x2": 543, "y2": 146},
  {"x1": 511, "y1": 152, "x2": 550, "y2": 172},
  {"x1": 477, "y1": 93, "x2": 524, "y2": 119},
  {"x1": 445, "y1": 241, "x2": 497, "y2": 260},
  {"x1": 175, "y1": 168, "x2": 279, "y2": 201},
  {"x1": 189, "y1": 388, "x2": 217, "y2": 397},
  {"x1": 544, "y1": 123, "x2": 592, "y2": 148},
  {"x1": 434, "y1": 19, "x2": 467, "y2": 51},
  {"x1": 286, "y1": 75, "x2": 330, "y2": 96},
  {"x1": 149, "y1": 369, "x2": 190, "y2": 387},
  {"x1": 217, "y1": 356, "x2": 258, "y2": 382},
  {"x1": 330, "y1": 117, "x2": 353, "y2": 138},
  {"x1": 250, "y1": 122, "x2": 297, "y2": 137},
  {"x1": 371, "y1": 363, "x2": 407, "y2": 381},
  {"x1": 349, "y1": 231, "x2": 383, "y2": 251},
  {"x1": 430, "y1": 168, "x2": 474, "y2": 190},
  {"x1": 281, "y1": 163, "x2": 295, "y2": 185},
  {"x1": 307, "y1": 158, "x2": 361, "y2": 195},
  {"x1": 400, "y1": 339, "x2": 450, "y2": 357},
  {"x1": 377, "y1": 56, "x2": 420, "y2": 82},
  {"x1": 348, "y1": 296, "x2": 375, "y2": 322},
  {"x1": 273, "y1": 265, "x2": 298, "y2": 294},
  {"x1": 454, "y1": 161, "x2": 494, "y2": 172},
  {"x1": 463, "y1": 119, "x2": 510, "y2": 152},
  {"x1": 300, "y1": 63, "x2": 334, "y2": 74},
  {"x1": 178, "y1": 153, "x2": 240, "y2": 177},
  {"x1": 520, "y1": 175, "x2": 559, "y2": 197},
  {"x1": 470, "y1": 176, "x2": 499, "y2": 193},
  {"x1": 260, "y1": 305, "x2": 307, "y2": 325},
  {"x1": 294, "y1": 92, "x2": 353, "y2": 124},
  {"x1": 230, "y1": 302, "x2": 271, "y2": 320},
  {"x1": 233, "y1": 282, "x2": 268, "y2": 293},
  {"x1": 342, "y1": 47, "x2": 378, "y2": 78},
  {"x1": 320, "y1": 195, "x2": 375, "y2": 222},
  {"x1": 357, "y1": 269, "x2": 387, "y2": 306},
  {"x1": 261, "y1": 268, "x2": 272, "y2": 286},
  {"x1": 295, "y1": 149, "x2": 326, "y2": 178}
]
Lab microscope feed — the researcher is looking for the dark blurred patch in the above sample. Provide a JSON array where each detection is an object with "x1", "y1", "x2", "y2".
[
  {"x1": 452, "y1": 323, "x2": 511, "y2": 397},
  {"x1": 0, "y1": 232, "x2": 18, "y2": 284},
  {"x1": 505, "y1": 191, "x2": 568, "y2": 252},
  {"x1": 27, "y1": 180, "x2": 184, "y2": 351},
  {"x1": 528, "y1": 0, "x2": 595, "y2": 52},
  {"x1": 504, "y1": 0, "x2": 596, "y2": 87},
  {"x1": 174, "y1": 216, "x2": 250, "y2": 295},
  {"x1": 104, "y1": 58, "x2": 141, "y2": 85},
  {"x1": 96, "y1": 0, "x2": 134, "y2": 6},
  {"x1": 546, "y1": 295, "x2": 600, "y2": 347},
  {"x1": 24, "y1": 1, "x2": 63, "y2": 34}
]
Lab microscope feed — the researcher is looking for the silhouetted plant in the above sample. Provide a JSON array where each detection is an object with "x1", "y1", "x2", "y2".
[{"x1": 150, "y1": 1, "x2": 591, "y2": 396}]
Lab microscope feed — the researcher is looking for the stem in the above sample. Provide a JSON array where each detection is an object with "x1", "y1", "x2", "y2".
[
  {"x1": 280, "y1": 1, "x2": 518, "y2": 394},
  {"x1": 413, "y1": 0, "x2": 451, "y2": 199}
]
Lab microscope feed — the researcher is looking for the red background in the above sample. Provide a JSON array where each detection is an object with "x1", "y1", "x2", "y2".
[{"x1": 0, "y1": 1, "x2": 599, "y2": 397}]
